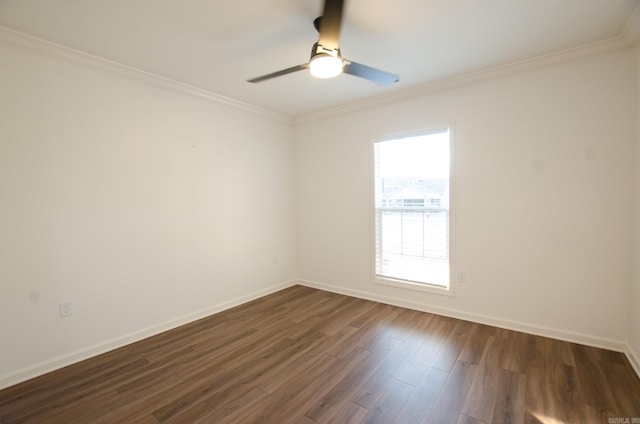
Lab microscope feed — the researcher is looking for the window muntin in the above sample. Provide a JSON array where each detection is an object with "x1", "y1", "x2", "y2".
[{"x1": 374, "y1": 130, "x2": 451, "y2": 289}]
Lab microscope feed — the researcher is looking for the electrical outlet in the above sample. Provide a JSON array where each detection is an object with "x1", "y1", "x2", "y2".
[
  {"x1": 457, "y1": 271, "x2": 466, "y2": 284},
  {"x1": 59, "y1": 302, "x2": 72, "y2": 318}
]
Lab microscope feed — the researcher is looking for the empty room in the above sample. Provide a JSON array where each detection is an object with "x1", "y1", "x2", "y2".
[{"x1": 1, "y1": 0, "x2": 640, "y2": 422}]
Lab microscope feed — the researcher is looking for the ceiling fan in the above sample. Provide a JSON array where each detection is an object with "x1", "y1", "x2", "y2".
[{"x1": 247, "y1": 0, "x2": 399, "y2": 86}]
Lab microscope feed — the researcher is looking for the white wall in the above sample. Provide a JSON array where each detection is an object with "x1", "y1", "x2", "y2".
[
  {"x1": 296, "y1": 48, "x2": 636, "y2": 348},
  {"x1": 631, "y1": 44, "x2": 640, "y2": 371},
  {"x1": 1, "y1": 28, "x2": 638, "y2": 390},
  {"x1": 0, "y1": 33, "x2": 296, "y2": 388}
]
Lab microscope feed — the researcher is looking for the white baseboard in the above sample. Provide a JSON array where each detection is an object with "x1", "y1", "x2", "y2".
[
  {"x1": 4, "y1": 278, "x2": 636, "y2": 390},
  {"x1": 297, "y1": 279, "x2": 627, "y2": 353},
  {"x1": 625, "y1": 342, "x2": 640, "y2": 379},
  {"x1": 0, "y1": 280, "x2": 297, "y2": 390}
]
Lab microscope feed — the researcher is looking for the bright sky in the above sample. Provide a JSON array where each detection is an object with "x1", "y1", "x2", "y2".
[{"x1": 375, "y1": 131, "x2": 450, "y2": 179}]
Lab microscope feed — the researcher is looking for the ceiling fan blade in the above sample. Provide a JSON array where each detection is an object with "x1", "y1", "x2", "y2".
[
  {"x1": 247, "y1": 64, "x2": 309, "y2": 83},
  {"x1": 343, "y1": 60, "x2": 399, "y2": 86},
  {"x1": 318, "y1": 0, "x2": 344, "y2": 51}
]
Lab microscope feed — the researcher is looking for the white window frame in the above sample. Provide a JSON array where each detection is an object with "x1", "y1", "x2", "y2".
[{"x1": 370, "y1": 124, "x2": 456, "y2": 297}]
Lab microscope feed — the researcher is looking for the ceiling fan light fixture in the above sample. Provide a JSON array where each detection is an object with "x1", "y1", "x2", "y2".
[
  {"x1": 247, "y1": 0, "x2": 399, "y2": 85},
  {"x1": 309, "y1": 52, "x2": 343, "y2": 79}
]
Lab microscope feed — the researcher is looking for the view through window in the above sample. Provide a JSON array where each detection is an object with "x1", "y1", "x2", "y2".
[{"x1": 374, "y1": 129, "x2": 451, "y2": 288}]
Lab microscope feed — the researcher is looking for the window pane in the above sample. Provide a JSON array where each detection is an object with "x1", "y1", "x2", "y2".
[{"x1": 374, "y1": 131, "x2": 450, "y2": 288}]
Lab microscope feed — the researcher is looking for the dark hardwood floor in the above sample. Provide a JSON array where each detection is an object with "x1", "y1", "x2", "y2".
[{"x1": 1, "y1": 285, "x2": 639, "y2": 423}]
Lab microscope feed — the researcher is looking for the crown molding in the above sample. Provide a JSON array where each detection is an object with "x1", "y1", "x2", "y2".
[
  {"x1": 1, "y1": 22, "x2": 634, "y2": 127},
  {"x1": 0, "y1": 25, "x2": 293, "y2": 125},
  {"x1": 295, "y1": 36, "x2": 633, "y2": 124}
]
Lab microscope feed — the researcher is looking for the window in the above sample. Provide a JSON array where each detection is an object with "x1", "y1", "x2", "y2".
[{"x1": 373, "y1": 128, "x2": 452, "y2": 291}]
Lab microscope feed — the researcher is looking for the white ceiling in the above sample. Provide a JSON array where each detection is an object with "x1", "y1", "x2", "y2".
[{"x1": 0, "y1": 0, "x2": 638, "y2": 117}]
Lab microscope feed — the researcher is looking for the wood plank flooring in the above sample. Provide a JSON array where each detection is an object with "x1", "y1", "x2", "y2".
[{"x1": 1, "y1": 285, "x2": 639, "y2": 423}]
